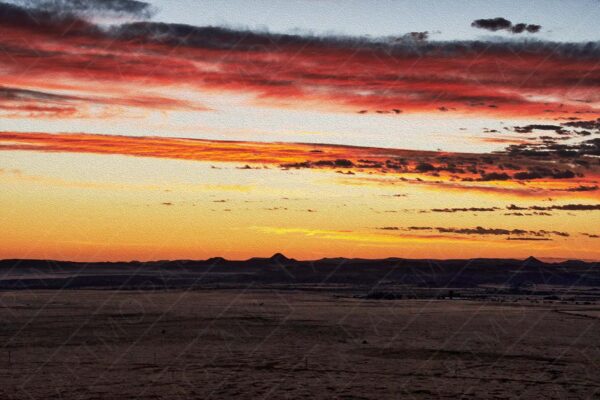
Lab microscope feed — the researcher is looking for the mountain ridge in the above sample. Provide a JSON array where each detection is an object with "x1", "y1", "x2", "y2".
[
  {"x1": 1, "y1": 254, "x2": 597, "y2": 266},
  {"x1": 0, "y1": 255, "x2": 598, "y2": 290}
]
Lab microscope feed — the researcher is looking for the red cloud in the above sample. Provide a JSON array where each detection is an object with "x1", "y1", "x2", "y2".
[
  {"x1": 2, "y1": 131, "x2": 598, "y2": 199},
  {"x1": 0, "y1": 3, "x2": 599, "y2": 119}
]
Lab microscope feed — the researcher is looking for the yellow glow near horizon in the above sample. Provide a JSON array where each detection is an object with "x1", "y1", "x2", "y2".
[{"x1": 2, "y1": 149, "x2": 599, "y2": 261}]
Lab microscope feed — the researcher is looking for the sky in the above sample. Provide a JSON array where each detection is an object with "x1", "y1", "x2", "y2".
[
  {"x1": 0, "y1": 0, "x2": 599, "y2": 261},
  {"x1": 153, "y1": 0, "x2": 600, "y2": 42}
]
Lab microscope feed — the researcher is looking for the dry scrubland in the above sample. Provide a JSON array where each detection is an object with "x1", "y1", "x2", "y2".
[{"x1": 0, "y1": 289, "x2": 599, "y2": 399}]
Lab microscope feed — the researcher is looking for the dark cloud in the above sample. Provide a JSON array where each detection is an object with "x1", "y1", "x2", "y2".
[
  {"x1": 440, "y1": 227, "x2": 568, "y2": 237},
  {"x1": 564, "y1": 118, "x2": 600, "y2": 129},
  {"x1": 504, "y1": 212, "x2": 553, "y2": 217},
  {"x1": 0, "y1": 2, "x2": 95, "y2": 35},
  {"x1": 510, "y1": 23, "x2": 541, "y2": 34},
  {"x1": 3, "y1": 4, "x2": 577, "y2": 59},
  {"x1": 510, "y1": 23, "x2": 527, "y2": 34},
  {"x1": 582, "y1": 233, "x2": 599, "y2": 238},
  {"x1": 507, "y1": 203, "x2": 600, "y2": 211},
  {"x1": 513, "y1": 168, "x2": 576, "y2": 180},
  {"x1": 506, "y1": 138, "x2": 600, "y2": 158},
  {"x1": 396, "y1": 31, "x2": 429, "y2": 42},
  {"x1": 478, "y1": 172, "x2": 511, "y2": 181},
  {"x1": 505, "y1": 120, "x2": 600, "y2": 161},
  {"x1": 430, "y1": 207, "x2": 500, "y2": 213},
  {"x1": 506, "y1": 205, "x2": 528, "y2": 211},
  {"x1": 513, "y1": 124, "x2": 568, "y2": 135},
  {"x1": 0, "y1": 3, "x2": 595, "y2": 63},
  {"x1": 415, "y1": 162, "x2": 436, "y2": 172},
  {"x1": 437, "y1": 227, "x2": 529, "y2": 236},
  {"x1": 14, "y1": 0, "x2": 155, "y2": 18},
  {"x1": 506, "y1": 237, "x2": 551, "y2": 241},
  {"x1": 399, "y1": 226, "x2": 569, "y2": 238},
  {"x1": 282, "y1": 159, "x2": 354, "y2": 169},
  {"x1": 525, "y1": 24, "x2": 541, "y2": 33},
  {"x1": 471, "y1": 17, "x2": 541, "y2": 34},
  {"x1": 0, "y1": 85, "x2": 80, "y2": 116},
  {"x1": 564, "y1": 185, "x2": 598, "y2": 192},
  {"x1": 547, "y1": 204, "x2": 600, "y2": 211},
  {"x1": 471, "y1": 17, "x2": 512, "y2": 31},
  {"x1": 0, "y1": 86, "x2": 78, "y2": 102}
]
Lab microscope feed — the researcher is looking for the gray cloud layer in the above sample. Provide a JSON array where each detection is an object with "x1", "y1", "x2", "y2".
[{"x1": 12, "y1": 0, "x2": 155, "y2": 18}]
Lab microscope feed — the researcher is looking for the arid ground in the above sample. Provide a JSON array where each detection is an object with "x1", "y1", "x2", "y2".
[{"x1": 1, "y1": 289, "x2": 599, "y2": 399}]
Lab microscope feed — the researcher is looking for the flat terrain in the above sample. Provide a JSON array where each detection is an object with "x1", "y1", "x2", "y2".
[{"x1": 1, "y1": 289, "x2": 599, "y2": 399}]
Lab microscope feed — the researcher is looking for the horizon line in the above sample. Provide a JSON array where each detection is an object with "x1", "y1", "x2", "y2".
[{"x1": 2, "y1": 255, "x2": 598, "y2": 264}]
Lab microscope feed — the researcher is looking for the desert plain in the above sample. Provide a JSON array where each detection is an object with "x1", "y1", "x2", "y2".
[{"x1": 1, "y1": 285, "x2": 599, "y2": 399}]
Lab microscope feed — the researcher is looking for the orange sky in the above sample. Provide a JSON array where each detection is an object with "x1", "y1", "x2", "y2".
[{"x1": 1, "y1": 1, "x2": 599, "y2": 261}]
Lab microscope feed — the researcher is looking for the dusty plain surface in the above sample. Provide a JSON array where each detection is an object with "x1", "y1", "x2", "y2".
[{"x1": 0, "y1": 289, "x2": 599, "y2": 399}]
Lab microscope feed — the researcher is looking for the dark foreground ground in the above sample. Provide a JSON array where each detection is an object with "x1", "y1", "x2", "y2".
[{"x1": 1, "y1": 288, "x2": 599, "y2": 399}]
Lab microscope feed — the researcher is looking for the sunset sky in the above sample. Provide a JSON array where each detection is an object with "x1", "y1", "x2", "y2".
[{"x1": 1, "y1": 0, "x2": 599, "y2": 261}]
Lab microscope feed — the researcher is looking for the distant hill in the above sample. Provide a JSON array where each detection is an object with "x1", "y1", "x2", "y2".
[{"x1": 0, "y1": 255, "x2": 597, "y2": 290}]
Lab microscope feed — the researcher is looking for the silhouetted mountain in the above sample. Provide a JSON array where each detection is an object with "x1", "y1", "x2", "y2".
[
  {"x1": 247, "y1": 253, "x2": 296, "y2": 264},
  {"x1": 0, "y1": 256, "x2": 597, "y2": 290},
  {"x1": 270, "y1": 253, "x2": 292, "y2": 263},
  {"x1": 523, "y1": 256, "x2": 544, "y2": 265}
]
